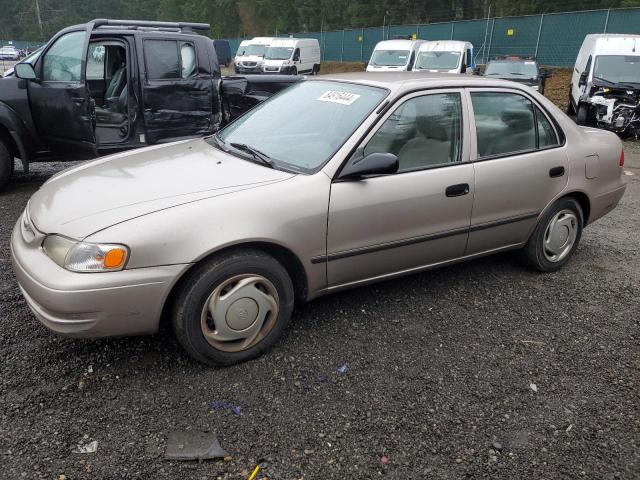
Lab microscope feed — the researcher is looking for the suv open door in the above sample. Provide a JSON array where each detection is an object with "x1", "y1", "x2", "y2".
[{"x1": 20, "y1": 25, "x2": 98, "y2": 159}]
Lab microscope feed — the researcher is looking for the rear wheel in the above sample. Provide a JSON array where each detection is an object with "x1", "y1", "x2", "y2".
[
  {"x1": 172, "y1": 249, "x2": 295, "y2": 366},
  {"x1": 0, "y1": 140, "x2": 13, "y2": 190},
  {"x1": 522, "y1": 198, "x2": 583, "y2": 272},
  {"x1": 312, "y1": 64, "x2": 320, "y2": 75}
]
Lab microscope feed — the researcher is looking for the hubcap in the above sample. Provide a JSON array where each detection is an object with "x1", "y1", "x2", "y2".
[
  {"x1": 543, "y1": 209, "x2": 578, "y2": 263},
  {"x1": 200, "y1": 274, "x2": 279, "y2": 352}
]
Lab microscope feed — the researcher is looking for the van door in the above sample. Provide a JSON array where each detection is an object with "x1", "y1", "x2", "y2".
[
  {"x1": 27, "y1": 28, "x2": 98, "y2": 158},
  {"x1": 140, "y1": 38, "x2": 216, "y2": 144}
]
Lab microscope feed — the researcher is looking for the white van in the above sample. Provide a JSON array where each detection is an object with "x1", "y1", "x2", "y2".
[
  {"x1": 366, "y1": 39, "x2": 425, "y2": 72},
  {"x1": 412, "y1": 40, "x2": 475, "y2": 73},
  {"x1": 569, "y1": 34, "x2": 640, "y2": 132},
  {"x1": 262, "y1": 38, "x2": 321, "y2": 75},
  {"x1": 234, "y1": 37, "x2": 275, "y2": 74}
]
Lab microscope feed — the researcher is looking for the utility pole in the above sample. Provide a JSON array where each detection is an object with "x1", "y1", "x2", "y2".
[{"x1": 34, "y1": 0, "x2": 44, "y2": 36}]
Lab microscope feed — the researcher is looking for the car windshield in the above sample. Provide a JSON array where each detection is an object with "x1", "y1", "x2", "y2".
[
  {"x1": 593, "y1": 55, "x2": 640, "y2": 85},
  {"x1": 369, "y1": 49, "x2": 410, "y2": 67},
  {"x1": 414, "y1": 51, "x2": 460, "y2": 70},
  {"x1": 266, "y1": 46, "x2": 294, "y2": 60},
  {"x1": 485, "y1": 60, "x2": 538, "y2": 79},
  {"x1": 214, "y1": 80, "x2": 388, "y2": 173},
  {"x1": 243, "y1": 44, "x2": 268, "y2": 57}
]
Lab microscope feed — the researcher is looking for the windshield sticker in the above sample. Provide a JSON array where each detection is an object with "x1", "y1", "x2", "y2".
[{"x1": 317, "y1": 91, "x2": 361, "y2": 105}]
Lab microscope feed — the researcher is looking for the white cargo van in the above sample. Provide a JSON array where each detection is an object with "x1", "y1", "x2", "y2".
[
  {"x1": 366, "y1": 39, "x2": 425, "y2": 72},
  {"x1": 569, "y1": 34, "x2": 640, "y2": 134},
  {"x1": 234, "y1": 37, "x2": 274, "y2": 74},
  {"x1": 412, "y1": 40, "x2": 475, "y2": 73},
  {"x1": 262, "y1": 38, "x2": 321, "y2": 75}
]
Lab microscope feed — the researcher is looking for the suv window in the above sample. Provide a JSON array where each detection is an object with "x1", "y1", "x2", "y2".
[
  {"x1": 471, "y1": 92, "x2": 536, "y2": 157},
  {"x1": 43, "y1": 31, "x2": 85, "y2": 82},
  {"x1": 364, "y1": 93, "x2": 463, "y2": 171},
  {"x1": 86, "y1": 44, "x2": 105, "y2": 80},
  {"x1": 145, "y1": 40, "x2": 197, "y2": 80}
]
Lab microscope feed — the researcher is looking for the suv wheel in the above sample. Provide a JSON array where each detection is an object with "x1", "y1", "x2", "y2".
[
  {"x1": 522, "y1": 198, "x2": 583, "y2": 272},
  {"x1": 0, "y1": 140, "x2": 13, "y2": 190},
  {"x1": 172, "y1": 249, "x2": 295, "y2": 366}
]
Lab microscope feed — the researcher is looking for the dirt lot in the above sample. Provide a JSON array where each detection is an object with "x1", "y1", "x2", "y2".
[{"x1": 1, "y1": 69, "x2": 639, "y2": 479}]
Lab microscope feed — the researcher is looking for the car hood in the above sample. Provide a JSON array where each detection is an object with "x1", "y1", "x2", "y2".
[{"x1": 29, "y1": 139, "x2": 295, "y2": 239}]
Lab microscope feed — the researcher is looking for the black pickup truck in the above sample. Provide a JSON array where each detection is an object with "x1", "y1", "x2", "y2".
[{"x1": 0, "y1": 19, "x2": 301, "y2": 189}]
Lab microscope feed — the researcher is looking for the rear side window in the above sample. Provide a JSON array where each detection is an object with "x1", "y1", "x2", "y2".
[
  {"x1": 145, "y1": 40, "x2": 197, "y2": 80},
  {"x1": 471, "y1": 92, "x2": 536, "y2": 157},
  {"x1": 536, "y1": 106, "x2": 558, "y2": 148}
]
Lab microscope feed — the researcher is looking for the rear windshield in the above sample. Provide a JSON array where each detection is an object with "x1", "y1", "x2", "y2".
[
  {"x1": 214, "y1": 81, "x2": 388, "y2": 173},
  {"x1": 415, "y1": 51, "x2": 460, "y2": 70},
  {"x1": 369, "y1": 49, "x2": 410, "y2": 67}
]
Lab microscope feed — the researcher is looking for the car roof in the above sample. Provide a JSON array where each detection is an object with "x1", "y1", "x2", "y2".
[
  {"x1": 310, "y1": 71, "x2": 538, "y2": 93},
  {"x1": 419, "y1": 40, "x2": 471, "y2": 51},
  {"x1": 374, "y1": 39, "x2": 420, "y2": 50}
]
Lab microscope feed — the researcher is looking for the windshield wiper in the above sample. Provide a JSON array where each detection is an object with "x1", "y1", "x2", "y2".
[
  {"x1": 229, "y1": 142, "x2": 275, "y2": 168},
  {"x1": 593, "y1": 76, "x2": 638, "y2": 89}
]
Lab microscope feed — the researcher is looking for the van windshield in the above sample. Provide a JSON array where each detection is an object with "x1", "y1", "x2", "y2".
[
  {"x1": 266, "y1": 46, "x2": 294, "y2": 60},
  {"x1": 415, "y1": 51, "x2": 460, "y2": 70},
  {"x1": 242, "y1": 44, "x2": 268, "y2": 57},
  {"x1": 369, "y1": 49, "x2": 410, "y2": 67},
  {"x1": 485, "y1": 60, "x2": 538, "y2": 79},
  {"x1": 214, "y1": 81, "x2": 388, "y2": 173},
  {"x1": 594, "y1": 55, "x2": 640, "y2": 85}
]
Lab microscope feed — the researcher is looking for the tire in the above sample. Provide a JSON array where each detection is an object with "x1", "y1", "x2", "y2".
[
  {"x1": 576, "y1": 103, "x2": 591, "y2": 126},
  {"x1": 221, "y1": 96, "x2": 231, "y2": 125},
  {"x1": 0, "y1": 140, "x2": 13, "y2": 191},
  {"x1": 566, "y1": 92, "x2": 576, "y2": 116},
  {"x1": 312, "y1": 64, "x2": 320, "y2": 75},
  {"x1": 172, "y1": 249, "x2": 295, "y2": 366},
  {"x1": 522, "y1": 198, "x2": 583, "y2": 273}
]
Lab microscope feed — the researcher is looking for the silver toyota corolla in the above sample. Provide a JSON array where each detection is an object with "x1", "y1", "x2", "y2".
[{"x1": 11, "y1": 73, "x2": 627, "y2": 366}]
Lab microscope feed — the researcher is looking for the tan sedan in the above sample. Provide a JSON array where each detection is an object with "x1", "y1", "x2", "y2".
[{"x1": 11, "y1": 73, "x2": 627, "y2": 365}]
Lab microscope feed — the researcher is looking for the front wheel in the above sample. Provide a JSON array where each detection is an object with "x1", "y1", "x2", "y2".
[
  {"x1": 576, "y1": 103, "x2": 591, "y2": 126},
  {"x1": 522, "y1": 198, "x2": 583, "y2": 272},
  {"x1": 172, "y1": 249, "x2": 295, "y2": 366},
  {"x1": 0, "y1": 140, "x2": 13, "y2": 190}
]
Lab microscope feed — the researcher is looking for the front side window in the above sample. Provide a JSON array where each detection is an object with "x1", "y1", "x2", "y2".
[
  {"x1": 414, "y1": 51, "x2": 461, "y2": 70},
  {"x1": 215, "y1": 81, "x2": 387, "y2": 173},
  {"x1": 472, "y1": 92, "x2": 536, "y2": 157},
  {"x1": 593, "y1": 55, "x2": 640, "y2": 84},
  {"x1": 43, "y1": 31, "x2": 85, "y2": 81},
  {"x1": 369, "y1": 49, "x2": 410, "y2": 67},
  {"x1": 364, "y1": 93, "x2": 463, "y2": 171}
]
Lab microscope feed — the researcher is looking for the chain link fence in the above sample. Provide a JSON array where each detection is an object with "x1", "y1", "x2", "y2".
[{"x1": 225, "y1": 7, "x2": 640, "y2": 67}]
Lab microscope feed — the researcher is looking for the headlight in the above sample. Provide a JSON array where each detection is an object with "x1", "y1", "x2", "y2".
[{"x1": 42, "y1": 235, "x2": 129, "y2": 272}]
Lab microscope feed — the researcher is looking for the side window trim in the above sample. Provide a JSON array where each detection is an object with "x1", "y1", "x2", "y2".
[
  {"x1": 466, "y1": 87, "x2": 563, "y2": 162},
  {"x1": 353, "y1": 88, "x2": 470, "y2": 175}
]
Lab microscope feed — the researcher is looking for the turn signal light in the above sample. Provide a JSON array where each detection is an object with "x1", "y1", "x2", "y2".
[
  {"x1": 103, "y1": 248, "x2": 127, "y2": 269},
  {"x1": 620, "y1": 149, "x2": 625, "y2": 167}
]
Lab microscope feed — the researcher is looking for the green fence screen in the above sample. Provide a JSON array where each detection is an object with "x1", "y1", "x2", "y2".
[{"x1": 225, "y1": 7, "x2": 640, "y2": 67}]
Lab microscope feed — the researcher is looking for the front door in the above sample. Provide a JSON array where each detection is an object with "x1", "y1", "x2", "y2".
[
  {"x1": 140, "y1": 38, "x2": 215, "y2": 144},
  {"x1": 327, "y1": 90, "x2": 475, "y2": 288},
  {"x1": 28, "y1": 29, "x2": 97, "y2": 158},
  {"x1": 466, "y1": 89, "x2": 569, "y2": 254}
]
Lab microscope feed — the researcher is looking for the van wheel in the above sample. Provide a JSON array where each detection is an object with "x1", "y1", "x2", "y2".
[
  {"x1": 566, "y1": 93, "x2": 576, "y2": 116},
  {"x1": 312, "y1": 64, "x2": 320, "y2": 75},
  {"x1": 172, "y1": 249, "x2": 295, "y2": 366},
  {"x1": 522, "y1": 198, "x2": 583, "y2": 273},
  {"x1": 0, "y1": 140, "x2": 13, "y2": 190},
  {"x1": 576, "y1": 103, "x2": 591, "y2": 126}
]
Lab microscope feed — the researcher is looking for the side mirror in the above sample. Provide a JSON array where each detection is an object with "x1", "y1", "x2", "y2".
[
  {"x1": 14, "y1": 63, "x2": 36, "y2": 80},
  {"x1": 338, "y1": 152, "x2": 399, "y2": 179},
  {"x1": 578, "y1": 71, "x2": 588, "y2": 87}
]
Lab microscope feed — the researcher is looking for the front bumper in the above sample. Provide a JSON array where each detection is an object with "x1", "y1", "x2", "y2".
[
  {"x1": 10, "y1": 219, "x2": 189, "y2": 338},
  {"x1": 235, "y1": 66, "x2": 262, "y2": 74}
]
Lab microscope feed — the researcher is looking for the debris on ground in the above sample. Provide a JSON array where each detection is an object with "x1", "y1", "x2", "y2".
[
  {"x1": 379, "y1": 455, "x2": 390, "y2": 465},
  {"x1": 530, "y1": 383, "x2": 538, "y2": 393},
  {"x1": 210, "y1": 400, "x2": 242, "y2": 416},
  {"x1": 337, "y1": 363, "x2": 349, "y2": 374},
  {"x1": 492, "y1": 440, "x2": 504, "y2": 452},
  {"x1": 72, "y1": 439, "x2": 98, "y2": 454},
  {"x1": 164, "y1": 430, "x2": 228, "y2": 461}
]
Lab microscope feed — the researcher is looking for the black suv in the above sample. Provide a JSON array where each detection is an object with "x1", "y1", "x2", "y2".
[
  {"x1": 482, "y1": 56, "x2": 551, "y2": 94},
  {"x1": 0, "y1": 19, "x2": 299, "y2": 189}
]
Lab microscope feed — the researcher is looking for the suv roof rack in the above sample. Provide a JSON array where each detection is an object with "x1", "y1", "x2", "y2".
[
  {"x1": 490, "y1": 54, "x2": 537, "y2": 61},
  {"x1": 91, "y1": 19, "x2": 210, "y2": 33}
]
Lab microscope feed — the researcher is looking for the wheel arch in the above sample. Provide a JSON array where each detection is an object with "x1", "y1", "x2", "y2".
[
  {"x1": 0, "y1": 103, "x2": 34, "y2": 172},
  {"x1": 158, "y1": 241, "x2": 309, "y2": 331},
  {"x1": 562, "y1": 190, "x2": 591, "y2": 226}
]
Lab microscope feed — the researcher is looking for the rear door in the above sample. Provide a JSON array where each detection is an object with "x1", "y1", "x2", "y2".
[
  {"x1": 466, "y1": 89, "x2": 568, "y2": 255},
  {"x1": 28, "y1": 28, "x2": 97, "y2": 158},
  {"x1": 140, "y1": 37, "x2": 215, "y2": 144},
  {"x1": 326, "y1": 90, "x2": 474, "y2": 287}
]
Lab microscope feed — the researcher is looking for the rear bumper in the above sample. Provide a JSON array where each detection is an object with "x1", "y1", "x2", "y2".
[
  {"x1": 589, "y1": 183, "x2": 627, "y2": 225},
  {"x1": 11, "y1": 219, "x2": 189, "y2": 338}
]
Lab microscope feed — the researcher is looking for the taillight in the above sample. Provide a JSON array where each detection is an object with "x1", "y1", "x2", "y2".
[{"x1": 620, "y1": 148, "x2": 625, "y2": 167}]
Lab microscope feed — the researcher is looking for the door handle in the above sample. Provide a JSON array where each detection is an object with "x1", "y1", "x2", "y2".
[
  {"x1": 549, "y1": 166, "x2": 565, "y2": 178},
  {"x1": 445, "y1": 183, "x2": 470, "y2": 197}
]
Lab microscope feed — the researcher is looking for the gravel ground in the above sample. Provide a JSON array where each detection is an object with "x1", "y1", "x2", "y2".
[{"x1": 1, "y1": 136, "x2": 639, "y2": 478}]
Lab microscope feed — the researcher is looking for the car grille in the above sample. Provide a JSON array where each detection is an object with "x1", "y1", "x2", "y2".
[{"x1": 241, "y1": 62, "x2": 257, "y2": 67}]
